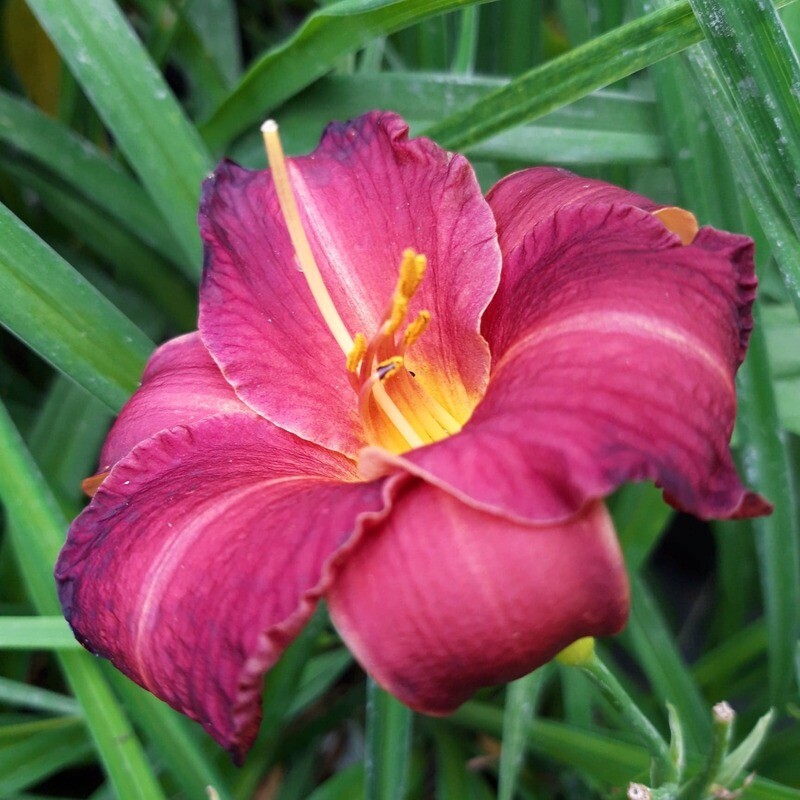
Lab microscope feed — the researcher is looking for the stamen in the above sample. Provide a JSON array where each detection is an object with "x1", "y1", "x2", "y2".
[
  {"x1": 402, "y1": 310, "x2": 431, "y2": 348},
  {"x1": 347, "y1": 333, "x2": 367, "y2": 373},
  {"x1": 385, "y1": 296, "x2": 409, "y2": 335},
  {"x1": 261, "y1": 121, "x2": 354, "y2": 355},
  {"x1": 382, "y1": 250, "x2": 427, "y2": 336},
  {"x1": 398, "y1": 249, "x2": 427, "y2": 297}
]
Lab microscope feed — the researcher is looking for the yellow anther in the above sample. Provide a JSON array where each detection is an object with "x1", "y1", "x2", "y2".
[
  {"x1": 403, "y1": 310, "x2": 431, "y2": 348},
  {"x1": 397, "y1": 250, "x2": 427, "y2": 298},
  {"x1": 383, "y1": 250, "x2": 428, "y2": 336},
  {"x1": 385, "y1": 295, "x2": 409, "y2": 335},
  {"x1": 347, "y1": 333, "x2": 367, "y2": 372},
  {"x1": 376, "y1": 356, "x2": 404, "y2": 381}
]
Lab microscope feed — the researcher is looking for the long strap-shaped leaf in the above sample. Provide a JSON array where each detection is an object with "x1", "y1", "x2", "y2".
[
  {"x1": 0, "y1": 617, "x2": 82, "y2": 650},
  {"x1": 0, "y1": 400, "x2": 167, "y2": 800},
  {"x1": 498, "y1": 667, "x2": 549, "y2": 800},
  {"x1": 26, "y1": 0, "x2": 213, "y2": 275},
  {"x1": 260, "y1": 74, "x2": 666, "y2": 166},
  {"x1": 19, "y1": 367, "x2": 234, "y2": 800},
  {"x1": 688, "y1": 0, "x2": 800, "y2": 241},
  {"x1": 365, "y1": 679, "x2": 413, "y2": 800},
  {"x1": 737, "y1": 315, "x2": 800, "y2": 705},
  {"x1": 0, "y1": 89, "x2": 180, "y2": 266},
  {"x1": 0, "y1": 203, "x2": 154, "y2": 412},
  {"x1": 200, "y1": 0, "x2": 489, "y2": 151},
  {"x1": 645, "y1": 0, "x2": 800, "y2": 705},
  {"x1": 424, "y1": 0, "x2": 798, "y2": 151}
]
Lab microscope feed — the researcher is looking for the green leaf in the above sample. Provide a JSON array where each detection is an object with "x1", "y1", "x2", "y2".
[
  {"x1": 688, "y1": 0, "x2": 800, "y2": 250},
  {"x1": 104, "y1": 670, "x2": 233, "y2": 800},
  {"x1": 451, "y1": 701, "x2": 650, "y2": 784},
  {"x1": 285, "y1": 648, "x2": 353, "y2": 719},
  {"x1": 0, "y1": 715, "x2": 82, "y2": 745},
  {"x1": 451, "y1": 702, "x2": 800, "y2": 797},
  {"x1": 0, "y1": 203, "x2": 153, "y2": 412},
  {"x1": 365, "y1": 679, "x2": 413, "y2": 800},
  {"x1": 0, "y1": 399, "x2": 167, "y2": 800},
  {"x1": 27, "y1": 377, "x2": 111, "y2": 509},
  {"x1": 26, "y1": 0, "x2": 213, "y2": 274},
  {"x1": 737, "y1": 315, "x2": 800, "y2": 704},
  {"x1": 610, "y1": 482, "x2": 672, "y2": 574},
  {"x1": 717, "y1": 709, "x2": 775, "y2": 788},
  {"x1": 637, "y1": 0, "x2": 800, "y2": 705},
  {"x1": 131, "y1": 0, "x2": 231, "y2": 119},
  {"x1": 621, "y1": 575, "x2": 711, "y2": 754},
  {"x1": 0, "y1": 676, "x2": 80, "y2": 716},
  {"x1": 305, "y1": 764, "x2": 364, "y2": 800},
  {"x1": 250, "y1": 74, "x2": 665, "y2": 167},
  {"x1": 498, "y1": 667, "x2": 549, "y2": 800},
  {"x1": 666, "y1": 703, "x2": 686, "y2": 781},
  {"x1": 0, "y1": 617, "x2": 81, "y2": 650},
  {"x1": 0, "y1": 725, "x2": 93, "y2": 797},
  {"x1": 424, "y1": 0, "x2": 798, "y2": 151},
  {"x1": 184, "y1": 0, "x2": 242, "y2": 85},
  {"x1": 676, "y1": 7, "x2": 800, "y2": 309},
  {"x1": 200, "y1": 0, "x2": 489, "y2": 151},
  {"x1": 430, "y1": 725, "x2": 471, "y2": 800},
  {"x1": 0, "y1": 156, "x2": 197, "y2": 332},
  {"x1": 0, "y1": 89, "x2": 181, "y2": 265},
  {"x1": 692, "y1": 622, "x2": 766, "y2": 689},
  {"x1": 233, "y1": 608, "x2": 330, "y2": 799}
]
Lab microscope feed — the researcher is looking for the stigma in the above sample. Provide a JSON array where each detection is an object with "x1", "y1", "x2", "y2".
[{"x1": 261, "y1": 121, "x2": 461, "y2": 453}]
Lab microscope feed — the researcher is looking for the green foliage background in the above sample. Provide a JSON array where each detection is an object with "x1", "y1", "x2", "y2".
[{"x1": 0, "y1": 0, "x2": 799, "y2": 797}]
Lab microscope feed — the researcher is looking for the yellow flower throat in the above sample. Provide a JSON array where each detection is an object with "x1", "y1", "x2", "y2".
[{"x1": 261, "y1": 121, "x2": 463, "y2": 453}]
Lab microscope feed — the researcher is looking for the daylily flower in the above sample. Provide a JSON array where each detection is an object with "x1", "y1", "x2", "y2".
[{"x1": 56, "y1": 111, "x2": 770, "y2": 761}]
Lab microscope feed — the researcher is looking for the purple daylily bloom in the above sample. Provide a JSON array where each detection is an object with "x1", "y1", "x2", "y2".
[{"x1": 56, "y1": 111, "x2": 770, "y2": 761}]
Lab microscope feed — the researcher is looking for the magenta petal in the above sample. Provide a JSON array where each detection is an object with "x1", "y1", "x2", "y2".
[
  {"x1": 487, "y1": 166, "x2": 664, "y2": 254},
  {"x1": 99, "y1": 332, "x2": 252, "y2": 470},
  {"x1": 369, "y1": 203, "x2": 769, "y2": 522},
  {"x1": 327, "y1": 487, "x2": 628, "y2": 713},
  {"x1": 57, "y1": 414, "x2": 397, "y2": 759},
  {"x1": 199, "y1": 112, "x2": 501, "y2": 456}
]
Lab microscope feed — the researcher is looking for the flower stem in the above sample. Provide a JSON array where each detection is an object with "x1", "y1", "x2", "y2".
[
  {"x1": 578, "y1": 653, "x2": 677, "y2": 786},
  {"x1": 677, "y1": 702, "x2": 735, "y2": 800},
  {"x1": 365, "y1": 679, "x2": 413, "y2": 800}
]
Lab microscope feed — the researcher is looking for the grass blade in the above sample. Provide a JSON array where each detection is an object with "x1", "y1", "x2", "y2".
[
  {"x1": 0, "y1": 89, "x2": 181, "y2": 265},
  {"x1": 365, "y1": 679, "x2": 413, "y2": 800},
  {"x1": 737, "y1": 314, "x2": 800, "y2": 704},
  {"x1": 0, "y1": 725, "x2": 93, "y2": 797},
  {"x1": 200, "y1": 0, "x2": 488, "y2": 151},
  {"x1": 26, "y1": 0, "x2": 213, "y2": 273},
  {"x1": 640, "y1": 0, "x2": 800, "y2": 704},
  {"x1": 679, "y1": 20, "x2": 800, "y2": 307},
  {"x1": 0, "y1": 617, "x2": 82, "y2": 650},
  {"x1": 0, "y1": 203, "x2": 153, "y2": 412},
  {"x1": 0, "y1": 399, "x2": 167, "y2": 800},
  {"x1": 0, "y1": 676, "x2": 80, "y2": 716},
  {"x1": 621, "y1": 575, "x2": 711, "y2": 753},
  {"x1": 424, "y1": 0, "x2": 797, "y2": 151},
  {"x1": 688, "y1": 0, "x2": 800, "y2": 240},
  {"x1": 498, "y1": 667, "x2": 549, "y2": 800}
]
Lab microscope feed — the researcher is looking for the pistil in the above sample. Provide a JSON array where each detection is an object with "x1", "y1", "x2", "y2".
[{"x1": 261, "y1": 121, "x2": 354, "y2": 356}]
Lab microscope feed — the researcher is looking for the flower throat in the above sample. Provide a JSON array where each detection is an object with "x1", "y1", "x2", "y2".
[{"x1": 261, "y1": 121, "x2": 461, "y2": 453}]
